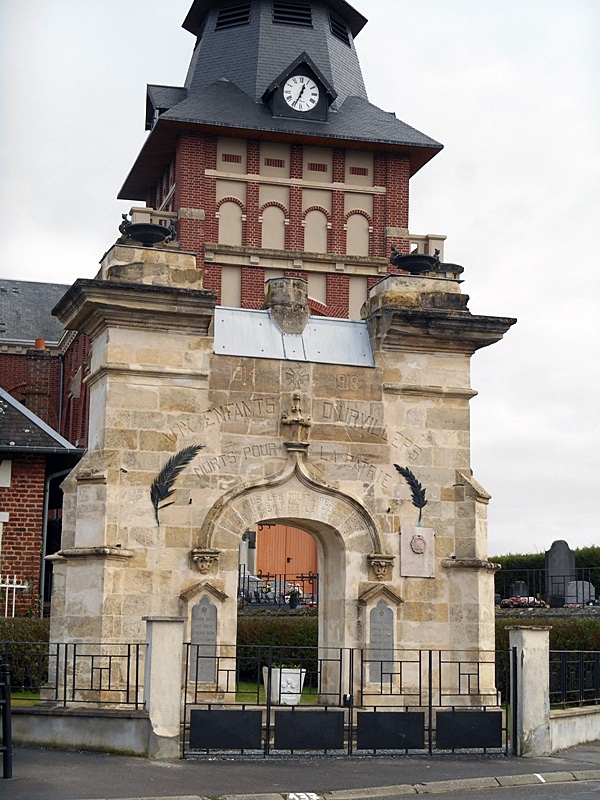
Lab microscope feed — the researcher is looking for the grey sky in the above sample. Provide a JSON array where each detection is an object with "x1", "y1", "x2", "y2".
[{"x1": 1, "y1": 1, "x2": 598, "y2": 556}]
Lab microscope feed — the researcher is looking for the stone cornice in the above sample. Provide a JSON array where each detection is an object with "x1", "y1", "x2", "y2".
[
  {"x1": 85, "y1": 363, "x2": 209, "y2": 389},
  {"x1": 442, "y1": 558, "x2": 501, "y2": 572},
  {"x1": 383, "y1": 384, "x2": 478, "y2": 399},
  {"x1": 204, "y1": 242, "x2": 388, "y2": 276},
  {"x1": 57, "y1": 546, "x2": 135, "y2": 562},
  {"x1": 367, "y1": 307, "x2": 517, "y2": 355},
  {"x1": 52, "y1": 279, "x2": 216, "y2": 340}
]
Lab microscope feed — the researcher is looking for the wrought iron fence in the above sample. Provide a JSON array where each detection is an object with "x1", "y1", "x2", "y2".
[
  {"x1": 182, "y1": 644, "x2": 515, "y2": 757},
  {"x1": 550, "y1": 650, "x2": 600, "y2": 708},
  {"x1": 495, "y1": 568, "x2": 598, "y2": 606},
  {"x1": 0, "y1": 665, "x2": 12, "y2": 779},
  {"x1": 0, "y1": 575, "x2": 29, "y2": 618},
  {"x1": 237, "y1": 568, "x2": 319, "y2": 608},
  {"x1": 0, "y1": 642, "x2": 145, "y2": 708}
]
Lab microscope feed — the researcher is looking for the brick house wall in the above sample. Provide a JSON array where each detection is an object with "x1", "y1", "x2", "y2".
[{"x1": 0, "y1": 455, "x2": 45, "y2": 613}]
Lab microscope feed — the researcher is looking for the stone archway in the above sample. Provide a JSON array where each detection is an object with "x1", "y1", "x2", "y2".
[{"x1": 192, "y1": 456, "x2": 388, "y2": 652}]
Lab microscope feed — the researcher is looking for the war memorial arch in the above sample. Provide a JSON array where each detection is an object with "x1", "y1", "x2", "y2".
[{"x1": 40, "y1": 0, "x2": 519, "y2": 758}]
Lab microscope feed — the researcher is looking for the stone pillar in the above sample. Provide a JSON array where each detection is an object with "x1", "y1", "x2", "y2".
[
  {"x1": 143, "y1": 616, "x2": 186, "y2": 759},
  {"x1": 508, "y1": 626, "x2": 551, "y2": 757}
]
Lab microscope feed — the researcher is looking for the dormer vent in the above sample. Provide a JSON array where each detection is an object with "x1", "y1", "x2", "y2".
[
  {"x1": 329, "y1": 13, "x2": 351, "y2": 46},
  {"x1": 273, "y1": 1, "x2": 312, "y2": 28},
  {"x1": 216, "y1": 2, "x2": 252, "y2": 31}
]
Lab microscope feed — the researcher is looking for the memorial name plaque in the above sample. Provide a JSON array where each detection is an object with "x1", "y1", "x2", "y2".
[
  {"x1": 369, "y1": 600, "x2": 394, "y2": 685},
  {"x1": 400, "y1": 526, "x2": 435, "y2": 578},
  {"x1": 191, "y1": 596, "x2": 217, "y2": 683}
]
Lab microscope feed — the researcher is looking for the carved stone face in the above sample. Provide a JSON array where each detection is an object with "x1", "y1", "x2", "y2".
[
  {"x1": 410, "y1": 534, "x2": 426, "y2": 555},
  {"x1": 191, "y1": 550, "x2": 220, "y2": 574},
  {"x1": 371, "y1": 560, "x2": 390, "y2": 581},
  {"x1": 195, "y1": 555, "x2": 214, "y2": 574}
]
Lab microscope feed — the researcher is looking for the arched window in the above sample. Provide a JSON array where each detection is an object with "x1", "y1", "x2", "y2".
[
  {"x1": 346, "y1": 213, "x2": 370, "y2": 256},
  {"x1": 261, "y1": 206, "x2": 286, "y2": 250},
  {"x1": 304, "y1": 209, "x2": 328, "y2": 253},
  {"x1": 218, "y1": 201, "x2": 243, "y2": 246}
]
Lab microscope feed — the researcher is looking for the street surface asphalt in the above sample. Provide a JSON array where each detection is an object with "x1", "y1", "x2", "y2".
[{"x1": 3, "y1": 741, "x2": 600, "y2": 800}]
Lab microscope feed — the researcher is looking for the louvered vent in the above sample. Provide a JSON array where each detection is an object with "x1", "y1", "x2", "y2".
[
  {"x1": 216, "y1": 2, "x2": 252, "y2": 30},
  {"x1": 329, "y1": 13, "x2": 350, "y2": 46},
  {"x1": 273, "y1": 1, "x2": 313, "y2": 28}
]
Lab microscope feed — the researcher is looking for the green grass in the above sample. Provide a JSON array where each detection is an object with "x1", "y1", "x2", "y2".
[
  {"x1": 11, "y1": 690, "x2": 40, "y2": 707},
  {"x1": 236, "y1": 680, "x2": 319, "y2": 705}
]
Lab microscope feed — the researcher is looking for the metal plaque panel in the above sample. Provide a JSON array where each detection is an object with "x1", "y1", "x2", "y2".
[
  {"x1": 189, "y1": 709, "x2": 262, "y2": 750},
  {"x1": 282, "y1": 333, "x2": 306, "y2": 360},
  {"x1": 274, "y1": 710, "x2": 345, "y2": 751},
  {"x1": 214, "y1": 307, "x2": 374, "y2": 367},
  {"x1": 357, "y1": 711, "x2": 425, "y2": 750},
  {"x1": 303, "y1": 317, "x2": 374, "y2": 367},
  {"x1": 436, "y1": 711, "x2": 503, "y2": 750},
  {"x1": 214, "y1": 308, "x2": 285, "y2": 360}
]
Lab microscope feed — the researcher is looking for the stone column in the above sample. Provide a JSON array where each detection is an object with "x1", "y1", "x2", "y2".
[
  {"x1": 143, "y1": 616, "x2": 186, "y2": 759},
  {"x1": 508, "y1": 626, "x2": 551, "y2": 756}
]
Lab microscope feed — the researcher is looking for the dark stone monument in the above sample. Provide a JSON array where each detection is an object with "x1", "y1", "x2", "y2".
[
  {"x1": 545, "y1": 540, "x2": 576, "y2": 606},
  {"x1": 369, "y1": 599, "x2": 394, "y2": 685},
  {"x1": 191, "y1": 595, "x2": 217, "y2": 683}
]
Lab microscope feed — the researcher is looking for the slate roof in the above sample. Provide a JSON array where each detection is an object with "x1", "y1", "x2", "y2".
[
  {"x1": 0, "y1": 279, "x2": 69, "y2": 344},
  {"x1": 183, "y1": 0, "x2": 367, "y2": 38},
  {"x1": 181, "y1": 0, "x2": 368, "y2": 109},
  {"x1": 120, "y1": 81, "x2": 442, "y2": 199},
  {"x1": 0, "y1": 388, "x2": 78, "y2": 453},
  {"x1": 146, "y1": 85, "x2": 189, "y2": 130}
]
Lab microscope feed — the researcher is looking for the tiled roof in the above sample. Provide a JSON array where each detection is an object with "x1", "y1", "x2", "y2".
[
  {"x1": 0, "y1": 388, "x2": 78, "y2": 452},
  {"x1": 0, "y1": 279, "x2": 69, "y2": 344}
]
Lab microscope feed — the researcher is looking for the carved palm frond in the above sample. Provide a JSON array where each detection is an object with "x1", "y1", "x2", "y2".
[
  {"x1": 394, "y1": 464, "x2": 427, "y2": 524},
  {"x1": 150, "y1": 444, "x2": 204, "y2": 525}
]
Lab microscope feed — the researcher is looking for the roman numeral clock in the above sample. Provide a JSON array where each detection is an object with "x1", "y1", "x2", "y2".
[{"x1": 263, "y1": 52, "x2": 336, "y2": 122}]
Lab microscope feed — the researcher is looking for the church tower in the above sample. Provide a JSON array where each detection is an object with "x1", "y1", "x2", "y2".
[{"x1": 118, "y1": 0, "x2": 443, "y2": 318}]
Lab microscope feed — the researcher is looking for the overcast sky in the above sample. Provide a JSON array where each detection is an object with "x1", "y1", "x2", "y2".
[{"x1": 1, "y1": 1, "x2": 598, "y2": 557}]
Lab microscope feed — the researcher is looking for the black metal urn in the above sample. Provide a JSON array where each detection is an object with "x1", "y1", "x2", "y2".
[
  {"x1": 389, "y1": 250, "x2": 439, "y2": 275},
  {"x1": 118, "y1": 214, "x2": 175, "y2": 246}
]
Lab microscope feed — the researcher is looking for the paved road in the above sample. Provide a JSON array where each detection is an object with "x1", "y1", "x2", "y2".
[{"x1": 4, "y1": 742, "x2": 600, "y2": 800}]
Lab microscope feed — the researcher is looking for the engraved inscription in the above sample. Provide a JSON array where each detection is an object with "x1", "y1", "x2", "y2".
[
  {"x1": 284, "y1": 364, "x2": 310, "y2": 390},
  {"x1": 232, "y1": 364, "x2": 256, "y2": 385},
  {"x1": 369, "y1": 600, "x2": 394, "y2": 684},
  {"x1": 191, "y1": 596, "x2": 217, "y2": 683}
]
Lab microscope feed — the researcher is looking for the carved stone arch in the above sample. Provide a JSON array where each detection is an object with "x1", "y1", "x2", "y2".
[{"x1": 197, "y1": 457, "x2": 383, "y2": 555}]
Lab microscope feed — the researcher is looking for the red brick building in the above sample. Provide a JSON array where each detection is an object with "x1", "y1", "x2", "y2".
[{"x1": 0, "y1": 280, "x2": 86, "y2": 614}]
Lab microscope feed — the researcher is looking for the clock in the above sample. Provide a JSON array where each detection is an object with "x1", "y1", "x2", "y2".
[{"x1": 283, "y1": 75, "x2": 320, "y2": 113}]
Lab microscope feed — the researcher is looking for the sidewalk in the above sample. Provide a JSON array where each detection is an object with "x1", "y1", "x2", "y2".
[{"x1": 5, "y1": 742, "x2": 600, "y2": 800}]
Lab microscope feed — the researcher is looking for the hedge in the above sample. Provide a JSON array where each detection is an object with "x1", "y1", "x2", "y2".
[{"x1": 496, "y1": 616, "x2": 600, "y2": 652}]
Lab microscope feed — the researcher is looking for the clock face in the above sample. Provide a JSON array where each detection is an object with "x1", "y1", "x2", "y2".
[{"x1": 283, "y1": 75, "x2": 320, "y2": 113}]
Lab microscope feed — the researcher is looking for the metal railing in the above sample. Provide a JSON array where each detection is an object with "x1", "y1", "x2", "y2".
[
  {"x1": 0, "y1": 575, "x2": 29, "y2": 618},
  {"x1": 550, "y1": 650, "x2": 600, "y2": 708},
  {"x1": 1, "y1": 642, "x2": 145, "y2": 708},
  {"x1": 182, "y1": 644, "x2": 515, "y2": 757},
  {"x1": 238, "y1": 567, "x2": 319, "y2": 608},
  {"x1": 0, "y1": 665, "x2": 12, "y2": 779},
  {"x1": 495, "y1": 568, "x2": 599, "y2": 606}
]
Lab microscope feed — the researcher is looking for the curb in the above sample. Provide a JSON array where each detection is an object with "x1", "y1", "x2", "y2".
[{"x1": 69, "y1": 771, "x2": 600, "y2": 800}]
